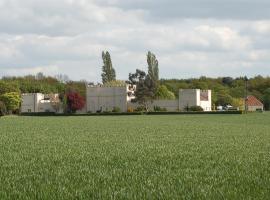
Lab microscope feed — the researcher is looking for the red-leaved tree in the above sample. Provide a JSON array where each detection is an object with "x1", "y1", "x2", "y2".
[{"x1": 66, "y1": 92, "x2": 85, "y2": 113}]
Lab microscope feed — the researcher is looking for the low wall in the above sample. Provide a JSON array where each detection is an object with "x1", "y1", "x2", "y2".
[
  {"x1": 150, "y1": 100, "x2": 179, "y2": 111},
  {"x1": 128, "y1": 100, "x2": 179, "y2": 111}
]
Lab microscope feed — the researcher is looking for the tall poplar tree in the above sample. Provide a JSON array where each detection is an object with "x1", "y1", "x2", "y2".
[
  {"x1": 101, "y1": 51, "x2": 116, "y2": 84},
  {"x1": 146, "y1": 51, "x2": 159, "y2": 95},
  {"x1": 128, "y1": 51, "x2": 160, "y2": 111}
]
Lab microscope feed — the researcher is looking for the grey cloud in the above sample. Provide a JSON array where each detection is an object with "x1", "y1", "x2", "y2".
[
  {"x1": 0, "y1": 0, "x2": 269, "y2": 81},
  {"x1": 96, "y1": 0, "x2": 270, "y2": 20}
]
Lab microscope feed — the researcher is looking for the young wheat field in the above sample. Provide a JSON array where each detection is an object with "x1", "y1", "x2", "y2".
[{"x1": 0, "y1": 113, "x2": 270, "y2": 199}]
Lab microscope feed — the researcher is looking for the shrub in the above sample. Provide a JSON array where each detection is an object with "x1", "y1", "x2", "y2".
[
  {"x1": 0, "y1": 101, "x2": 6, "y2": 116},
  {"x1": 155, "y1": 85, "x2": 176, "y2": 100},
  {"x1": 0, "y1": 92, "x2": 21, "y2": 113},
  {"x1": 112, "y1": 107, "x2": 121, "y2": 113},
  {"x1": 134, "y1": 106, "x2": 146, "y2": 112},
  {"x1": 103, "y1": 110, "x2": 112, "y2": 114},
  {"x1": 189, "y1": 106, "x2": 204, "y2": 112},
  {"x1": 153, "y1": 106, "x2": 167, "y2": 112},
  {"x1": 66, "y1": 92, "x2": 85, "y2": 113}
]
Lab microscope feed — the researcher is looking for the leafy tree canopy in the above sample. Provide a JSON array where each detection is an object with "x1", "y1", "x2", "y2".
[
  {"x1": 156, "y1": 85, "x2": 175, "y2": 100},
  {"x1": 128, "y1": 52, "x2": 160, "y2": 110},
  {"x1": 103, "y1": 80, "x2": 126, "y2": 87},
  {"x1": 66, "y1": 92, "x2": 85, "y2": 113},
  {"x1": 0, "y1": 92, "x2": 21, "y2": 112},
  {"x1": 263, "y1": 88, "x2": 270, "y2": 110}
]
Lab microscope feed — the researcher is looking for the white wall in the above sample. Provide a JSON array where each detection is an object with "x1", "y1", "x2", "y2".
[
  {"x1": 179, "y1": 89, "x2": 200, "y2": 110},
  {"x1": 38, "y1": 102, "x2": 55, "y2": 112},
  {"x1": 21, "y1": 93, "x2": 44, "y2": 113},
  {"x1": 200, "y1": 90, "x2": 212, "y2": 111},
  {"x1": 86, "y1": 87, "x2": 212, "y2": 113},
  {"x1": 151, "y1": 100, "x2": 179, "y2": 111},
  {"x1": 248, "y1": 105, "x2": 264, "y2": 111},
  {"x1": 86, "y1": 86, "x2": 128, "y2": 112},
  {"x1": 21, "y1": 93, "x2": 59, "y2": 113}
]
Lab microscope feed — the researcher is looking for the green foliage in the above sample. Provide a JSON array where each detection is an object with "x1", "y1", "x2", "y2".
[
  {"x1": 129, "y1": 69, "x2": 154, "y2": 111},
  {"x1": 65, "y1": 81, "x2": 86, "y2": 97},
  {"x1": 134, "y1": 105, "x2": 146, "y2": 112},
  {"x1": 0, "y1": 81, "x2": 20, "y2": 95},
  {"x1": 62, "y1": 95, "x2": 68, "y2": 113},
  {"x1": 263, "y1": 88, "x2": 270, "y2": 110},
  {"x1": 153, "y1": 105, "x2": 167, "y2": 112},
  {"x1": 161, "y1": 76, "x2": 270, "y2": 107},
  {"x1": 129, "y1": 52, "x2": 160, "y2": 111},
  {"x1": 229, "y1": 86, "x2": 245, "y2": 98},
  {"x1": 0, "y1": 92, "x2": 21, "y2": 112},
  {"x1": 103, "y1": 80, "x2": 126, "y2": 87},
  {"x1": 188, "y1": 105, "x2": 204, "y2": 112},
  {"x1": 146, "y1": 51, "x2": 159, "y2": 96},
  {"x1": 1, "y1": 114, "x2": 270, "y2": 199},
  {"x1": 216, "y1": 90, "x2": 233, "y2": 106},
  {"x1": 231, "y1": 98, "x2": 245, "y2": 110},
  {"x1": 156, "y1": 85, "x2": 175, "y2": 100},
  {"x1": 147, "y1": 51, "x2": 159, "y2": 90},
  {"x1": 1, "y1": 75, "x2": 66, "y2": 95},
  {"x1": 0, "y1": 101, "x2": 6, "y2": 116},
  {"x1": 112, "y1": 106, "x2": 121, "y2": 113},
  {"x1": 101, "y1": 51, "x2": 116, "y2": 84}
]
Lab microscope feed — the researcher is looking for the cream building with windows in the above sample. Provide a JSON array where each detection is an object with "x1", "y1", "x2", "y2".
[
  {"x1": 86, "y1": 84, "x2": 136, "y2": 112},
  {"x1": 86, "y1": 85, "x2": 212, "y2": 112},
  {"x1": 22, "y1": 86, "x2": 212, "y2": 113},
  {"x1": 21, "y1": 93, "x2": 61, "y2": 113}
]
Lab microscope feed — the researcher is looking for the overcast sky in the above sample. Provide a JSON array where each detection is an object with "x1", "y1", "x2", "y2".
[{"x1": 0, "y1": 0, "x2": 269, "y2": 81}]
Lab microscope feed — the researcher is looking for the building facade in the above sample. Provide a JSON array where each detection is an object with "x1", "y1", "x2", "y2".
[
  {"x1": 179, "y1": 89, "x2": 212, "y2": 111},
  {"x1": 246, "y1": 95, "x2": 264, "y2": 111},
  {"x1": 86, "y1": 85, "x2": 212, "y2": 112},
  {"x1": 86, "y1": 84, "x2": 135, "y2": 113},
  {"x1": 21, "y1": 93, "x2": 60, "y2": 113}
]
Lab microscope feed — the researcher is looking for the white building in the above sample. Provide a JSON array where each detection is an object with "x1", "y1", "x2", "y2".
[
  {"x1": 179, "y1": 89, "x2": 212, "y2": 111},
  {"x1": 86, "y1": 85, "x2": 212, "y2": 112},
  {"x1": 86, "y1": 84, "x2": 135, "y2": 113},
  {"x1": 21, "y1": 93, "x2": 61, "y2": 113}
]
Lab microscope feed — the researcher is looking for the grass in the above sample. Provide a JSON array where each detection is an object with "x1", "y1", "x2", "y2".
[{"x1": 0, "y1": 113, "x2": 270, "y2": 199}]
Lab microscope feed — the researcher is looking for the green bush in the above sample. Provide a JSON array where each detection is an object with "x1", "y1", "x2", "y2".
[
  {"x1": 112, "y1": 107, "x2": 121, "y2": 113},
  {"x1": 134, "y1": 106, "x2": 146, "y2": 112},
  {"x1": 156, "y1": 85, "x2": 176, "y2": 100},
  {"x1": 0, "y1": 101, "x2": 7, "y2": 116},
  {"x1": 0, "y1": 92, "x2": 21, "y2": 113},
  {"x1": 189, "y1": 106, "x2": 204, "y2": 112},
  {"x1": 153, "y1": 106, "x2": 167, "y2": 112}
]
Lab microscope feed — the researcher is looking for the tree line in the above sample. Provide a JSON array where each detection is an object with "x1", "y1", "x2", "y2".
[
  {"x1": 0, "y1": 51, "x2": 270, "y2": 115},
  {"x1": 0, "y1": 74, "x2": 86, "y2": 115},
  {"x1": 101, "y1": 51, "x2": 270, "y2": 111}
]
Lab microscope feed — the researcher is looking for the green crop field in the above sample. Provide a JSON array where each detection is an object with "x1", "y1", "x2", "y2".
[{"x1": 0, "y1": 113, "x2": 270, "y2": 199}]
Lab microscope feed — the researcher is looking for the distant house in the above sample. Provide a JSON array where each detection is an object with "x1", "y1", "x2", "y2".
[
  {"x1": 179, "y1": 89, "x2": 212, "y2": 111},
  {"x1": 21, "y1": 93, "x2": 61, "y2": 113},
  {"x1": 246, "y1": 95, "x2": 264, "y2": 111}
]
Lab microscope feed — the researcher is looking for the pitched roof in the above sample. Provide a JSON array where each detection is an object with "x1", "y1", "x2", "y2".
[{"x1": 246, "y1": 95, "x2": 264, "y2": 107}]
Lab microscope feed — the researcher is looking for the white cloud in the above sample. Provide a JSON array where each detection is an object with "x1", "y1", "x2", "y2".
[
  {"x1": 0, "y1": 0, "x2": 269, "y2": 81},
  {"x1": 251, "y1": 21, "x2": 270, "y2": 34},
  {"x1": 194, "y1": 25, "x2": 251, "y2": 50},
  {"x1": 3, "y1": 65, "x2": 59, "y2": 77}
]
